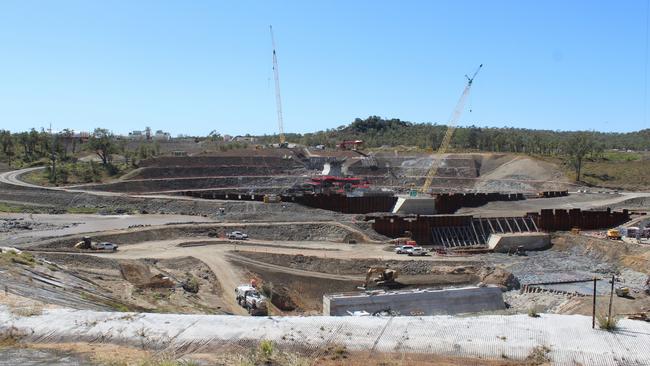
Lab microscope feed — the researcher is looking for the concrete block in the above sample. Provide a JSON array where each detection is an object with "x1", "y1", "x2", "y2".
[
  {"x1": 392, "y1": 196, "x2": 437, "y2": 215},
  {"x1": 487, "y1": 233, "x2": 550, "y2": 253},
  {"x1": 323, "y1": 286, "x2": 505, "y2": 316}
]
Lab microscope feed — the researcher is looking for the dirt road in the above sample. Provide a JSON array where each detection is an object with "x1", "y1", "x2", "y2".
[{"x1": 81, "y1": 236, "x2": 477, "y2": 313}]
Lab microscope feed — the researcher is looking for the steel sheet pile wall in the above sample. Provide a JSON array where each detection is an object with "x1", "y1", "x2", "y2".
[
  {"x1": 369, "y1": 215, "x2": 474, "y2": 244},
  {"x1": 289, "y1": 195, "x2": 398, "y2": 214},
  {"x1": 538, "y1": 191, "x2": 569, "y2": 198},
  {"x1": 434, "y1": 193, "x2": 524, "y2": 214},
  {"x1": 527, "y1": 208, "x2": 630, "y2": 231},
  {"x1": 181, "y1": 192, "x2": 397, "y2": 213},
  {"x1": 184, "y1": 191, "x2": 266, "y2": 201}
]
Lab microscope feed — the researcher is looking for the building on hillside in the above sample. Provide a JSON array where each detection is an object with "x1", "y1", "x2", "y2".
[{"x1": 153, "y1": 130, "x2": 171, "y2": 141}]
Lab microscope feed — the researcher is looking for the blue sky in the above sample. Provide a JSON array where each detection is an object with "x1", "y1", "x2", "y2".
[{"x1": 0, "y1": 1, "x2": 649, "y2": 136}]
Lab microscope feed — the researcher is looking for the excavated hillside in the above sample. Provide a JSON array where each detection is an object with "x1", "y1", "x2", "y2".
[{"x1": 74, "y1": 149, "x2": 572, "y2": 195}]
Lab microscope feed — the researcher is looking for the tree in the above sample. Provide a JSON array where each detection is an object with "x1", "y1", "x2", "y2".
[
  {"x1": 0, "y1": 130, "x2": 14, "y2": 156},
  {"x1": 563, "y1": 132, "x2": 595, "y2": 182},
  {"x1": 89, "y1": 128, "x2": 116, "y2": 166},
  {"x1": 60, "y1": 129, "x2": 74, "y2": 159}
]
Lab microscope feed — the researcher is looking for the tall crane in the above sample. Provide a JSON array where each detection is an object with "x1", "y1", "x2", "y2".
[
  {"x1": 420, "y1": 64, "x2": 483, "y2": 194},
  {"x1": 269, "y1": 25, "x2": 286, "y2": 146}
]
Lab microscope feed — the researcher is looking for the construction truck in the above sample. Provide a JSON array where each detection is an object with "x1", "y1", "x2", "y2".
[
  {"x1": 74, "y1": 236, "x2": 118, "y2": 251},
  {"x1": 607, "y1": 229, "x2": 622, "y2": 240},
  {"x1": 263, "y1": 194, "x2": 281, "y2": 203},
  {"x1": 360, "y1": 267, "x2": 399, "y2": 289},
  {"x1": 235, "y1": 284, "x2": 268, "y2": 316},
  {"x1": 615, "y1": 287, "x2": 630, "y2": 297}
]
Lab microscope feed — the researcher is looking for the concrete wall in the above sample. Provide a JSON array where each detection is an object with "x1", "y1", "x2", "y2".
[
  {"x1": 487, "y1": 233, "x2": 550, "y2": 253},
  {"x1": 323, "y1": 286, "x2": 505, "y2": 316},
  {"x1": 392, "y1": 196, "x2": 437, "y2": 215}
]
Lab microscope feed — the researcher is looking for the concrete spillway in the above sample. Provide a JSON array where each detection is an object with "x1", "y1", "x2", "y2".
[
  {"x1": 487, "y1": 232, "x2": 551, "y2": 253},
  {"x1": 391, "y1": 196, "x2": 437, "y2": 215},
  {"x1": 323, "y1": 286, "x2": 505, "y2": 316}
]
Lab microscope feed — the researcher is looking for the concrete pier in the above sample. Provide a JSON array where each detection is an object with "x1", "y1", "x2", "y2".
[{"x1": 323, "y1": 286, "x2": 505, "y2": 316}]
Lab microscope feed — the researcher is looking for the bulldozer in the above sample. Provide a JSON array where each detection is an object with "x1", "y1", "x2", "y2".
[
  {"x1": 359, "y1": 267, "x2": 399, "y2": 289},
  {"x1": 607, "y1": 229, "x2": 622, "y2": 240}
]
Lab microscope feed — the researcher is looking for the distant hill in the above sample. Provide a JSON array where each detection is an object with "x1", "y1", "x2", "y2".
[{"x1": 257, "y1": 116, "x2": 650, "y2": 154}]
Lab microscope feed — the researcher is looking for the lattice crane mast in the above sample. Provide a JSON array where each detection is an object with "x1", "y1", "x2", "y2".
[
  {"x1": 420, "y1": 64, "x2": 483, "y2": 194},
  {"x1": 269, "y1": 25, "x2": 286, "y2": 146}
]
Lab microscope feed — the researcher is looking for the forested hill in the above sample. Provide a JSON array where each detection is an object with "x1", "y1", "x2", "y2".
[{"x1": 261, "y1": 116, "x2": 650, "y2": 154}]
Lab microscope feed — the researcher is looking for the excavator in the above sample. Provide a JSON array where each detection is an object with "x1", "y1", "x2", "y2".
[{"x1": 359, "y1": 267, "x2": 399, "y2": 289}]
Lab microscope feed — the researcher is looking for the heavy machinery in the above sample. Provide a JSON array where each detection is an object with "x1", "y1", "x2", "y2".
[
  {"x1": 338, "y1": 140, "x2": 364, "y2": 150},
  {"x1": 360, "y1": 267, "x2": 399, "y2": 289},
  {"x1": 235, "y1": 284, "x2": 268, "y2": 316},
  {"x1": 420, "y1": 64, "x2": 483, "y2": 194},
  {"x1": 615, "y1": 287, "x2": 630, "y2": 297},
  {"x1": 607, "y1": 228, "x2": 622, "y2": 240},
  {"x1": 269, "y1": 25, "x2": 287, "y2": 148}
]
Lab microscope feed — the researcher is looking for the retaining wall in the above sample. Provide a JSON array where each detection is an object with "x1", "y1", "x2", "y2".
[
  {"x1": 527, "y1": 208, "x2": 630, "y2": 231},
  {"x1": 434, "y1": 192, "x2": 525, "y2": 214}
]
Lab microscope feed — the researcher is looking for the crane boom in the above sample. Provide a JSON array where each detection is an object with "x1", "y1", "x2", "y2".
[
  {"x1": 270, "y1": 25, "x2": 286, "y2": 145},
  {"x1": 420, "y1": 64, "x2": 482, "y2": 194}
]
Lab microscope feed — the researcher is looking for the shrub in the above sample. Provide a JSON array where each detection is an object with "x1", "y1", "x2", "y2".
[
  {"x1": 259, "y1": 339, "x2": 274, "y2": 360},
  {"x1": 528, "y1": 307, "x2": 540, "y2": 318},
  {"x1": 182, "y1": 276, "x2": 199, "y2": 294},
  {"x1": 597, "y1": 313, "x2": 620, "y2": 331}
]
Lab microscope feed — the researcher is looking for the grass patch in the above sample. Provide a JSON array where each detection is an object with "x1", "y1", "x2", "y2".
[
  {"x1": 0, "y1": 202, "x2": 41, "y2": 213},
  {"x1": 525, "y1": 345, "x2": 551, "y2": 365},
  {"x1": 95, "y1": 353, "x2": 200, "y2": 366},
  {"x1": 21, "y1": 161, "x2": 134, "y2": 186},
  {"x1": 66, "y1": 206, "x2": 100, "y2": 214},
  {"x1": 10, "y1": 305, "x2": 43, "y2": 317},
  {"x1": 528, "y1": 307, "x2": 540, "y2": 318},
  {"x1": 0, "y1": 331, "x2": 23, "y2": 349},
  {"x1": 597, "y1": 313, "x2": 620, "y2": 331},
  {"x1": 0, "y1": 251, "x2": 36, "y2": 267}
]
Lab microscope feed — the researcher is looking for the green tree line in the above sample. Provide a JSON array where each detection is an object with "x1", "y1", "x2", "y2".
[{"x1": 258, "y1": 116, "x2": 650, "y2": 154}]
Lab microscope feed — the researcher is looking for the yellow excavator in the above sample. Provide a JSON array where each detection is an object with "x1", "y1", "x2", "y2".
[{"x1": 359, "y1": 267, "x2": 399, "y2": 289}]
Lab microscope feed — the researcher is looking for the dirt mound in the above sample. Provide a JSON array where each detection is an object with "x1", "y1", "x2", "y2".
[
  {"x1": 478, "y1": 266, "x2": 520, "y2": 290},
  {"x1": 119, "y1": 260, "x2": 154, "y2": 285},
  {"x1": 553, "y1": 234, "x2": 650, "y2": 275},
  {"x1": 475, "y1": 156, "x2": 569, "y2": 192}
]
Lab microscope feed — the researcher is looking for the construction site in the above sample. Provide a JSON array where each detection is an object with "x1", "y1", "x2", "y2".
[
  {"x1": 2, "y1": 19, "x2": 650, "y2": 366},
  {"x1": 2, "y1": 136, "x2": 650, "y2": 364}
]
